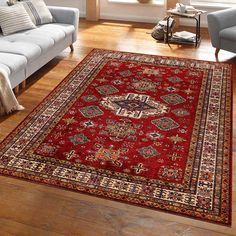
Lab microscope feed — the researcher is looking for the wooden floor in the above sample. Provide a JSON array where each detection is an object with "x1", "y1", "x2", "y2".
[{"x1": 0, "y1": 19, "x2": 236, "y2": 236}]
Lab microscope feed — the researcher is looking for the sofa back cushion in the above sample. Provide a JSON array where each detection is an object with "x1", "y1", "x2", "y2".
[
  {"x1": 0, "y1": 4, "x2": 35, "y2": 35},
  {"x1": 0, "y1": 1, "x2": 6, "y2": 33},
  {"x1": 12, "y1": 0, "x2": 53, "y2": 25}
]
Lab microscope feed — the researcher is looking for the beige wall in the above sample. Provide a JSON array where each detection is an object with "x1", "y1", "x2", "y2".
[
  {"x1": 45, "y1": 0, "x2": 86, "y2": 17},
  {"x1": 45, "y1": 0, "x2": 211, "y2": 27},
  {"x1": 45, "y1": 0, "x2": 167, "y2": 23},
  {"x1": 99, "y1": 0, "x2": 166, "y2": 23}
]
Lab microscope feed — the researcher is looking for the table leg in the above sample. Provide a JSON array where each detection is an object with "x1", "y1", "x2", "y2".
[
  {"x1": 195, "y1": 15, "x2": 201, "y2": 47},
  {"x1": 195, "y1": 18, "x2": 198, "y2": 47},
  {"x1": 198, "y1": 15, "x2": 201, "y2": 44},
  {"x1": 166, "y1": 16, "x2": 170, "y2": 44}
]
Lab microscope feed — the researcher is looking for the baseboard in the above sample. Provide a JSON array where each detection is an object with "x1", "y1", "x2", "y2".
[
  {"x1": 79, "y1": 11, "x2": 86, "y2": 18},
  {"x1": 100, "y1": 13, "x2": 160, "y2": 24}
]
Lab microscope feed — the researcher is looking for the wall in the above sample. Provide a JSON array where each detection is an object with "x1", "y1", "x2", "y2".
[
  {"x1": 45, "y1": 0, "x2": 166, "y2": 23},
  {"x1": 44, "y1": 0, "x2": 226, "y2": 27},
  {"x1": 100, "y1": 0, "x2": 166, "y2": 23},
  {"x1": 45, "y1": 0, "x2": 86, "y2": 17}
]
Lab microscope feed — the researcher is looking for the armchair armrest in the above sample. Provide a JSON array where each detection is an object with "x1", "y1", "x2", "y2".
[
  {"x1": 207, "y1": 8, "x2": 236, "y2": 48},
  {"x1": 48, "y1": 6, "x2": 79, "y2": 43}
]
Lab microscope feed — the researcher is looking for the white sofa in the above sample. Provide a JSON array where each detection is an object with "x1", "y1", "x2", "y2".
[{"x1": 0, "y1": 3, "x2": 79, "y2": 89}]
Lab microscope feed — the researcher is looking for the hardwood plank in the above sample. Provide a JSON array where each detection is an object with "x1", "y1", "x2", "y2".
[
  {"x1": 0, "y1": 19, "x2": 235, "y2": 236},
  {"x1": 0, "y1": 177, "x2": 231, "y2": 236},
  {"x1": 0, "y1": 218, "x2": 65, "y2": 236}
]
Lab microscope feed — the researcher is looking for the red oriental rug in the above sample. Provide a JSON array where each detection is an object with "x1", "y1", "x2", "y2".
[{"x1": 0, "y1": 49, "x2": 232, "y2": 225}]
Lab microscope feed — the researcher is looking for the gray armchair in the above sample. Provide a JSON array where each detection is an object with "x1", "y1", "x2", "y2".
[{"x1": 207, "y1": 8, "x2": 236, "y2": 56}]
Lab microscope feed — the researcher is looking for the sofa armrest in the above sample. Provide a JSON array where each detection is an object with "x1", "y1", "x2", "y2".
[
  {"x1": 207, "y1": 8, "x2": 236, "y2": 48},
  {"x1": 48, "y1": 6, "x2": 79, "y2": 43}
]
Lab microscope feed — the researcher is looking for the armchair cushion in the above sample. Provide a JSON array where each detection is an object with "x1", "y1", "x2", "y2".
[{"x1": 220, "y1": 26, "x2": 236, "y2": 41}]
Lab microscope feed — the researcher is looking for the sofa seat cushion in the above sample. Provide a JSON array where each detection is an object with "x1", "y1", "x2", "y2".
[
  {"x1": 0, "y1": 52, "x2": 27, "y2": 74},
  {"x1": 36, "y1": 23, "x2": 75, "y2": 43},
  {"x1": 4, "y1": 23, "x2": 75, "y2": 47},
  {"x1": 220, "y1": 26, "x2": 236, "y2": 41},
  {"x1": 2, "y1": 33, "x2": 54, "y2": 55},
  {"x1": 10, "y1": 23, "x2": 75, "y2": 47},
  {"x1": 0, "y1": 23, "x2": 75, "y2": 64},
  {"x1": 0, "y1": 40, "x2": 42, "y2": 62}
]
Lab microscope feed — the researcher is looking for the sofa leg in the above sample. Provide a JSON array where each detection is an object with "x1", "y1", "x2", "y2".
[
  {"x1": 70, "y1": 44, "x2": 74, "y2": 52},
  {"x1": 215, "y1": 48, "x2": 220, "y2": 56},
  {"x1": 14, "y1": 85, "x2": 19, "y2": 94}
]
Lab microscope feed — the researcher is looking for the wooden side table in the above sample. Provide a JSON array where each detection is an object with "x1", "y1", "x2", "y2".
[
  {"x1": 86, "y1": 0, "x2": 100, "y2": 21},
  {"x1": 166, "y1": 9, "x2": 206, "y2": 47}
]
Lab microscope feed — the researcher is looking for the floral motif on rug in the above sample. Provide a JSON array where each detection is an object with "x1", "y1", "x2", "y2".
[{"x1": 0, "y1": 49, "x2": 232, "y2": 225}]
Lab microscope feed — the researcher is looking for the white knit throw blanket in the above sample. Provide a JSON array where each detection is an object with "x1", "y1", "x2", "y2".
[{"x1": 0, "y1": 68, "x2": 24, "y2": 116}]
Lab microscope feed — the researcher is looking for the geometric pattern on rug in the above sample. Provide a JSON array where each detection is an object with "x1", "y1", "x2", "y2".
[{"x1": 0, "y1": 49, "x2": 232, "y2": 225}]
